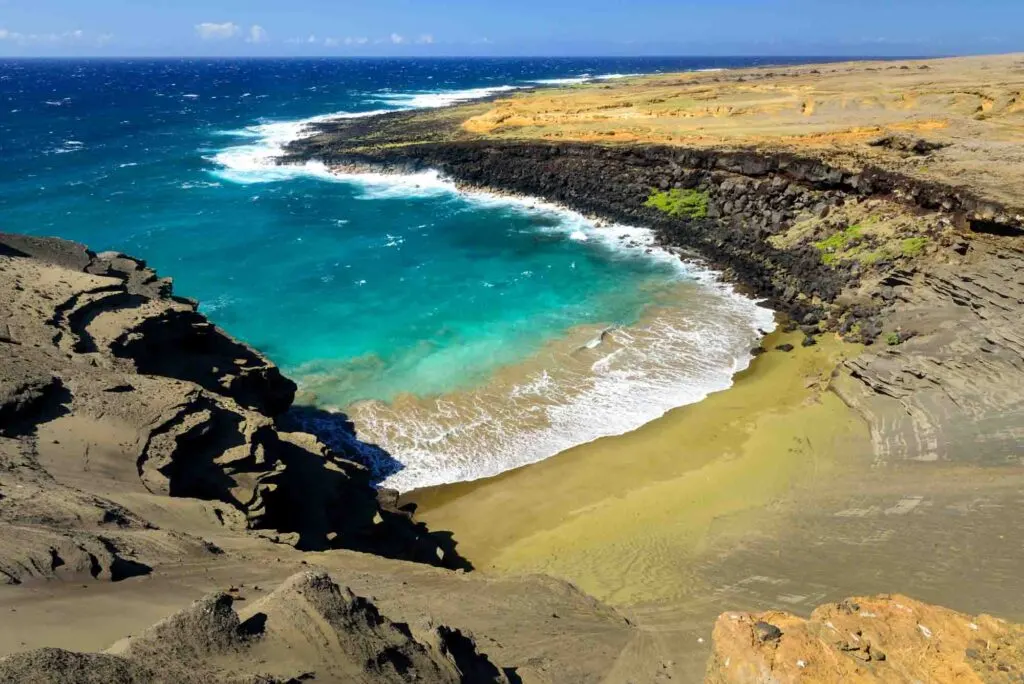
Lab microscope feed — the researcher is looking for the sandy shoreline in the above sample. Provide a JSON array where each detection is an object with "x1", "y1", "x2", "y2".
[{"x1": 404, "y1": 327, "x2": 870, "y2": 605}]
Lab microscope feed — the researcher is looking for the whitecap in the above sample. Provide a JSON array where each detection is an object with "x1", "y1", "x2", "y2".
[
  {"x1": 365, "y1": 85, "x2": 521, "y2": 110},
  {"x1": 209, "y1": 109, "x2": 391, "y2": 184},
  {"x1": 47, "y1": 140, "x2": 85, "y2": 155},
  {"x1": 529, "y1": 73, "x2": 639, "y2": 86},
  {"x1": 179, "y1": 180, "x2": 222, "y2": 190}
]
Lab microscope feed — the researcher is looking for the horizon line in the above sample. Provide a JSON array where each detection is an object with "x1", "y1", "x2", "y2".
[{"x1": 0, "y1": 53, "x2": 947, "y2": 60}]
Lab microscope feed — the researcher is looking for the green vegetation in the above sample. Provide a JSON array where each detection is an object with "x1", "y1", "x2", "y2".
[
  {"x1": 885, "y1": 332, "x2": 902, "y2": 346},
  {"x1": 814, "y1": 223, "x2": 928, "y2": 267},
  {"x1": 900, "y1": 236, "x2": 929, "y2": 257},
  {"x1": 856, "y1": 249, "x2": 887, "y2": 265},
  {"x1": 814, "y1": 224, "x2": 863, "y2": 265},
  {"x1": 645, "y1": 188, "x2": 709, "y2": 219},
  {"x1": 815, "y1": 224, "x2": 863, "y2": 252}
]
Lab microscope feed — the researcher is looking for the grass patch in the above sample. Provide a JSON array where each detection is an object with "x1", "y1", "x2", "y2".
[
  {"x1": 645, "y1": 188, "x2": 709, "y2": 219},
  {"x1": 885, "y1": 332, "x2": 901, "y2": 346},
  {"x1": 814, "y1": 225, "x2": 864, "y2": 265},
  {"x1": 900, "y1": 236, "x2": 929, "y2": 257},
  {"x1": 856, "y1": 249, "x2": 887, "y2": 265}
]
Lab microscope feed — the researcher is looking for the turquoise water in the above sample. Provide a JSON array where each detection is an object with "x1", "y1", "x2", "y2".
[{"x1": 1, "y1": 58, "x2": 781, "y2": 489}]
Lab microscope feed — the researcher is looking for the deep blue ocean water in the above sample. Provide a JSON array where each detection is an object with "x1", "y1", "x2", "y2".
[{"x1": 1, "y1": 57, "x2": 789, "y2": 489}]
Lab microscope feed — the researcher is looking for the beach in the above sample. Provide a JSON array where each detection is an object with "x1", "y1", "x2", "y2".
[{"x1": 406, "y1": 329, "x2": 870, "y2": 604}]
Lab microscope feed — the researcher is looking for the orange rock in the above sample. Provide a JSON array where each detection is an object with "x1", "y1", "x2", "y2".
[{"x1": 706, "y1": 594, "x2": 1024, "y2": 683}]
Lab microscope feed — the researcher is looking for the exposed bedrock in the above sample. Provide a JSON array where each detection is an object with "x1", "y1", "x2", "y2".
[
  {"x1": 0, "y1": 232, "x2": 467, "y2": 583},
  {"x1": 706, "y1": 593, "x2": 1024, "y2": 684},
  {"x1": 284, "y1": 135, "x2": 1024, "y2": 466}
]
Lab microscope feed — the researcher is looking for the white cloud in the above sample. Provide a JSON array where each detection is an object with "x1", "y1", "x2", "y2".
[
  {"x1": 307, "y1": 34, "x2": 317, "y2": 44},
  {"x1": 0, "y1": 28, "x2": 97, "y2": 45},
  {"x1": 195, "y1": 22, "x2": 240, "y2": 40},
  {"x1": 324, "y1": 37, "x2": 340, "y2": 47},
  {"x1": 390, "y1": 33, "x2": 405, "y2": 44},
  {"x1": 416, "y1": 34, "x2": 434, "y2": 44},
  {"x1": 345, "y1": 36, "x2": 369, "y2": 45},
  {"x1": 245, "y1": 25, "x2": 267, "y2": 44}
]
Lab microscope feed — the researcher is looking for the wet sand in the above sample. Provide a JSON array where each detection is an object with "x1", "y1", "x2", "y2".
[{"x1": 406, "y1": 328, "x2": 871, "y2": 605}]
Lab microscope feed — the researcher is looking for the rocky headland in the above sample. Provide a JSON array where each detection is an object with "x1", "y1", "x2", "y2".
[{"x1": 4, "y1": 53, "x2": 1024, "y2": 682}]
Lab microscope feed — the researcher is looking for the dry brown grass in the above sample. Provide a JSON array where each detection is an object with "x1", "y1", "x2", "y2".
[{"x1": 457, "y1": 53, "x2": 1024, "y2": 209}]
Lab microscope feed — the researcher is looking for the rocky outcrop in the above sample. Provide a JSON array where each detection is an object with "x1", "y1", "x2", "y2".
[
  {"x1": 834, "y1": 239, "x2": 1024, "y2": 465},
  {"x1": 706, "y1": 594, "x2": 1024, "y2": 683},
  {"x1": 0, "y1": 570, "x2": 510, "y2": 683},
  {"x1": 0, "y1": 232, "x2": 466, "y2": 583}
]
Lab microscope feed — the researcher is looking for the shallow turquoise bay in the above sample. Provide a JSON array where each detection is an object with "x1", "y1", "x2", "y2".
[{"x1": 1, "y1": 57, "x2": 784, "y2": 488}]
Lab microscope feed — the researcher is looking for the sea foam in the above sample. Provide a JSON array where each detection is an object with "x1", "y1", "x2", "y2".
[
  {"x1": 369, "y1": 85, "x2": 521, "y2": 109},
  {"x1": 336, "y1": 276, "x2": 775, "y2": 492}
]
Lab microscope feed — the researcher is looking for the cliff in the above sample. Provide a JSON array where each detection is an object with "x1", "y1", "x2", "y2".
[{"x1": 0, "y1": 232, "x2": 462, "y2": 579}]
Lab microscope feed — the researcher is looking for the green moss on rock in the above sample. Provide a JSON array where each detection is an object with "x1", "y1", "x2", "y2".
[
  {"x1": 645, "y1": 188, "x2": 709, "y2": 219},
  {"x1": 901, "y1": 236, "x2": 929, "y2": 257}
]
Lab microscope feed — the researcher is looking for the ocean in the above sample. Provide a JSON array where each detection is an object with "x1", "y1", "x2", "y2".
[{"x1": 0, "y1": 57, "x2": 785, "y2": 491}]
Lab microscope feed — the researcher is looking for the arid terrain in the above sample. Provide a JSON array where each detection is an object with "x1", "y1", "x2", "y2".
[{"x1": 3, "y1": 53, "x2": 1024, "y2": 683}]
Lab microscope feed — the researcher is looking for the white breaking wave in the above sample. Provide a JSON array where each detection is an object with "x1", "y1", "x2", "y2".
[
  {"x1": 209, "y1": 108, "x2": 391, "y2": 184},
  {"x1": 208, "y1": 78, "x2": 624, "y2": 184},
  {"x1": 340, "y1": 276, "x2": 775, "y2": 492},
  {"x1": 529, "y1": 72, "x2": 641, "y2": 86},
  {"x1": 369, "y1": 85, "x2": 521, "y2": 109}
]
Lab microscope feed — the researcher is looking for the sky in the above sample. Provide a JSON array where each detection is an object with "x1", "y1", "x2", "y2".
[{"x1": 0, "y1": 0, "x2": 1022, "y2": 58}]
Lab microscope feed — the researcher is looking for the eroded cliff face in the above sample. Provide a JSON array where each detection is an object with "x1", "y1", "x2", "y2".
[
  {"x1": 707, "y1": 594, "x2": 1024, "y2": 684},
  {"x1": 0, "y1": 232, "x2": 463, "y2": 584}
]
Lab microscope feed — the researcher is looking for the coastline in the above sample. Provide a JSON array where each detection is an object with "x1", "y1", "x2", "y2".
[
  {"x1": 278, "y1": 53, "x2": 1024, "y2": 618},
  {"x1": 404, "y1": 327, "x2": 871, "y2": 605},
  {"x1": 5, "y1": 53, "x2": 1024, "y2": 683},
  {"x1": 238, "y1": 156, "x2": 779, "y2": 492}
]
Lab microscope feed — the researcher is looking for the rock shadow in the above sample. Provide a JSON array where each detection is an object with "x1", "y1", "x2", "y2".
[
  {"x1": 280, "y1": 405, "x2": 472, "y2": 571},
  {"x1": 283, "y1": 405, "x2": 405, "y2": 485},
  {"x1": 110, "y1": 309, "x2": 296, "y2": 415},
  {"x1": 0, "y1": 375, "x2": 73, "y2": 438}
]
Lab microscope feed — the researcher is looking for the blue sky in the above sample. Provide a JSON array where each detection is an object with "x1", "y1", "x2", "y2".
[{"x1": 1, "y1": 0, "x2": 1022, "y2": 57}]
